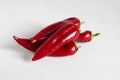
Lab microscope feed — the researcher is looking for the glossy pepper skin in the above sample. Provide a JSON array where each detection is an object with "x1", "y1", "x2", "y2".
[
  {"x1": 31, "y1": 17, "x2": 80, "y2": 43},
  {"x1": 13, "y1": 31, "x2": 92, "y2": 53},
  {"x1": 13, "y1": 36, "x2": 78, "y2": 57},
  {"x1": 32, "y1": 23, "x2": 80, "y2": 61},
  {"x1": 77, "y1": 30, "x2": 92, "y2": 42},
  {"x1": 13, "y1": 36, "x2": 42, "y2": 52},
  {"x1": 50, "y1": 41, "x2": 78, "y2": 57}
]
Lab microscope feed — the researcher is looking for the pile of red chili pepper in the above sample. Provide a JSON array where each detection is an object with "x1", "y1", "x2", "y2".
[{"x1": 13, "y1": 17, "x2": 100, "y2": 61}]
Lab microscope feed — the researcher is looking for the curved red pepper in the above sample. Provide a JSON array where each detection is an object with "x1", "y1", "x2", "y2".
[
  {"x1": 50, "y1": 41, "x2": 78, "y2": 57},
  {"x1": 77, "y1": 30, "x2": 100, "y2": 42},
  {"x1": 13, "y1": 36, "x2": 78, "y2": 57},
  {"x1": 13, "y1": 31, "x2": 96, "y2": 54},
  {"x1": 32, "y1": 23, "x2": 80, "y2": 61},
  {"x1": 13, "y1": 36, "x2": 42, "y2": 52},
  {"x1": 31, "y1": 17, "x2": 80, "y2": 43},
  {"x1": 77, "y1": 30, "x2": 92, "y2": 42},
  {"x1": 13, "y1": 30, "x2": 98, "y2": 55}
]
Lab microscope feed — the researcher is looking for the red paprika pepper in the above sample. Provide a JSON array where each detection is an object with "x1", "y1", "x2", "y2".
[
  {"x1": 13, "y1": 31, "x2": 99, "y2": 53},
  {"x1": 31, "y1": 17, "x2": 80, "y2": 43},
  {"x1": 13, "y1": 30, "x2": 99, "y2": 57},
  {"x1": 77, "y1": 30, "x2": 100, "y2": 42},
  {"x1": 13, "y1": 36, "x2": 80, "y2": 57},
  {"x1": 32, "y1": 23, "x2": 80, "y2": 61},
  {"x1": 50, "y1": 41, "x2": 80, "y2": 57},
  {"x1": 13, "y1": 36, "x2": 42, "y2": 52}
]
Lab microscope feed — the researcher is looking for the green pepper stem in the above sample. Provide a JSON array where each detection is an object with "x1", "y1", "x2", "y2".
[
  {"x1": 92, "y1": 33, "x2": 100, "y2": 38},
  {"x1": 81, "y1": 21, "x2": 85, "y2": 25},
  {"x1": 76, "y1": 44, "x2": 81, "y2": 49}
]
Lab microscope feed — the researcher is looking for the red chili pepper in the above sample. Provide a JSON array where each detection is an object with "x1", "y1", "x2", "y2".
[
  {"x1": 31, "y1": 17, "x2": 80, "y2": 43},
  {"x1": 32, "y1": 23, "x2": 80, "y2": 61},
  {"x1": 13, "y1": 36, "x2": 80, "y2": 57},
  {"x1": 77, "y1": 30, "x2": 100, "y2": 42},
  {"x1": 13, "y1": 36, "x2": 42, "y2": 52},
  {"x1": 50, "y1": 42, "x2": 80, "y2": 57},
  {"x1": 13, "y1": 31, "x2": 99, "y2": 53}
]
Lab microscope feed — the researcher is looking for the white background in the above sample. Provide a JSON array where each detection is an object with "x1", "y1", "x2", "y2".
[{"x1": 0, "y1": 0, "x2": 120, "y2": 80}]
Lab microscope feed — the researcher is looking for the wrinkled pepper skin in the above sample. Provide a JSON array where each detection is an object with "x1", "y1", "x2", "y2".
[
  {"x1": 13, "y1": 36, "x2": 78, "y2": 57},
  {"x1": 31, "y1": 17, "x2": 80, "y2": 43},
  {"x1": 32, "y1": 23, "x2": 80, "y2": 61}
]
